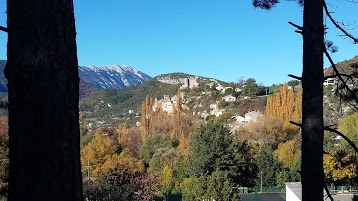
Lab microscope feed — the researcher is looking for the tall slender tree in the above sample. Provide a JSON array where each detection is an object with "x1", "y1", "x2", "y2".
[
  {"x1": 254, "y1": 0, "x2": 357, "y2": 200},
  {"x1": 300, "y1": 1, "x2": 325, "y2": 200},
  {"x1": 5, "y1": 0, "x2": 83, "y2": 200}
]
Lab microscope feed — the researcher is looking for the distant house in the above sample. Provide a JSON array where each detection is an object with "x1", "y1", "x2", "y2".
[
  {"x1": 234, "y1": 115, "x2": 247, "y2": 124},
  {"x1": 235, "y1": 88, "x2": 242, "y2": 92},
  {"x1": 200, "y1": 111, "x2": 210, "y2": 119},
  {"x1": 210, "y1": 109, "x2": 226, "y2": 117},
  {"x1": 323, "y1": 78, "x2": 337, "y2": 87},
  {"x1": 210, "y1": 103, "x2": 218, "y2": 110},
  {"x1": 153, "y1": 95, "x2": 175, "y2": 114},
  {"x1": 215, "y1": 84, "x2": 224, "y2": 91},
  {"x1": 244, "y1": 111, "x2": 261, "y2": 123},
  {"x1": 222, "y1": 95, "x2": 236, "y2": 102}
]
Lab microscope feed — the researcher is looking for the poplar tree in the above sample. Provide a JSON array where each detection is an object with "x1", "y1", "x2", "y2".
[{"x1": 141, "y1": 95, "x2": 153, "y2": 141}]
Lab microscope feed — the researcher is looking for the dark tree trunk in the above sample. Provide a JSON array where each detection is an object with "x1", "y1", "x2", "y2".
[
  {"x1": 5, "y1": 0, "x2": 83, "y2": 200},
  {"x1": 301, "y1": 0, "x2": 324, "y2": 200}
]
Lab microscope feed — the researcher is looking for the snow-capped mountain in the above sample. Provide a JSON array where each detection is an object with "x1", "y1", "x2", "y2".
[
  {"x1": 78, "y1": 65, "x2": 151, "y2": 89},
  {"x1": 0, "y1": 61, "x2": 152, "y2": 92}
]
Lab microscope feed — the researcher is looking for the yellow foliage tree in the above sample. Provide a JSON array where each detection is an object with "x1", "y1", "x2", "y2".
[
  {"x1": 250, "y1": 115, "x2": 287, "y2": 144},
  {"x1": 266, "y1": 84, "x2": 301, "y2": 134},
  {"x1": 141, "y1": 95, "x2": 153, "y2": 141},
  {"x1": 81, "y1": 129, "x2": 118, "y2": 177},
  {"x1": 99, "y1": 148, "x2": 145, "y2": 175},
  {"x1": 292, "y1": 89, "x2": 302, "y2": 123},
  {"x1": 338, "y1": 113, "x2": 358, "y2": 146},
  {"x1": 118, "y1": 122, "x2": 129, "y2": 147},
  {"x1": 275, "y1": 140, "x2": 301, "y2": 168},
  {"x1": 323, "y1": 150, "x2": 357, "y2": 183},
  {"x1": 178, "y1": 133, "x2": 189, "y2": 156},
  {"x1": 159, "y1": 165, "x2": 175, "y2": 193}
]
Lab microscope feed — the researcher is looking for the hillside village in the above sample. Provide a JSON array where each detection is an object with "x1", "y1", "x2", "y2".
[
  {"x1": 152, "y1": 76, "x2": 265, "y2": 132},
  {"x1": 1, "y1": 56, "x2": 357, "y2": 201},
  {"x1": 79, "y1": 69, "x2": 348, "y2": 132}
]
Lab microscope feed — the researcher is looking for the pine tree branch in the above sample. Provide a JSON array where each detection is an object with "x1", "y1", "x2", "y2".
[
  {"x1": 323, "y1": 0, "x2": 358, "y2": 44},
  {"x1": 290, "y1": 121, "x2": 302, "y2": 127},
  {"x1": 288, "y1": 21, "x2": 303, "y2": 30},
  {"x1": 324, "y1": 181, "x2": 334, "y2": 201},
  {"x1": 288, "y1": 74, "x2": 302, "y2": 80},
  {"x1": 0, "y1": 26, "x2": 7, "y2": 33},
  {"x1": 324, "y1": 126, "x2": 358, "y2": 153}
]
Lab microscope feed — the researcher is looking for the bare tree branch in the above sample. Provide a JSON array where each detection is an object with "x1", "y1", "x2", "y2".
[
  {"x1": 290, "y1": 121, "x2": 302, "y2": 127},
  {"x1": 289, "y1": 21, "x2": 303, "y2": 30},
  {"x1": 0, "y1": 26, "x2": 7, "y2": 33},
  {"x1": 288, "y1": 74, "x2": 302, "y2": 80},
  {"x1": 324, "y1": 126, "x2": 358, "y2": 153},
  {"x1": 324, "y1": 182, "x2": 334, "y2": 201},
  {"x1": 323, "y1": 0, "x2": 358, "y2": 44},
  {"x1": 344, "y1": 0, "x2": 358, "y2": 4}
]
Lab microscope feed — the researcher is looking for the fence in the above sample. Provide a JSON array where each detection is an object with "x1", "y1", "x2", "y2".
[
  {"x1": 327, "y1": 185, "x2": 358, "y2": 194},
  {"x1": 248, "y1": 186, "x2": 285, "y2": 193}
]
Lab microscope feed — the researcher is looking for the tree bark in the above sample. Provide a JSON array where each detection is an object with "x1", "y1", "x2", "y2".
[
  {"x1": 301, "y1": 0, "x2": 324, "y2": 200},
  {"x1": 5, "y1": 0, "x2": 83, "y2": 200}
]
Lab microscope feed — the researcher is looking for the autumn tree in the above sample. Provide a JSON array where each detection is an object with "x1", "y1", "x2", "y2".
[
  {"x1": 159, "y1": 165, "x2": 175, "y2": 194},
  {"x1": 173, "y1": 88, "x2": 183, "y2": 138},
  {"x1": 323, "y1": 150, "x2": 357, "y2": 185},
  {"x1": 118, "y1": 122, "x2": 129, "y2": 147},
  {"x1": 141, "y1": 95, "x2": 154, "y2": 141},
  {"x1": 266, "y1": 84, "x2": 301, "y2": 134},
  {"x1": 81, "y1": 130, "x2": 119, "y2": 177},
  {"x1": 275, "y1": 140, "x2": 301, "y2": 169},
  {"x1": 338, "y1": 113, "x2": 358, "y2": 147},
  {"x1": 5, "y1": 0, "x2": 83, "y2": 200}
]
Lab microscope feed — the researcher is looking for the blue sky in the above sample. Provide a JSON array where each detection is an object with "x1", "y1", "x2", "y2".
[{"x1": 0, "y1": 0, "x2": 357, "y2": 85}]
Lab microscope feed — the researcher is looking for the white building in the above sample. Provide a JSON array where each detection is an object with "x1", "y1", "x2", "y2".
[
  {"x1": 234, "y1": 115, "x2": 247, "y2": 124},
  {"x1": 210, "y1": 103, "x2": 218, "y2": 110},
  {"x1": 222, "y1": 95, "x2": 236, "y2": 102},
  {"x1": 323, "y1": 78, "x2": 337, "y2": 87},
  {"x1": 210, "y1": 109, "x2": 226, "y2": 117},
  {"x1": 244, "y1": 111, "x2": 261, "y2": 123},
  {"x1": 215, "y1": 84, "x2": 224, "y2": 91}
]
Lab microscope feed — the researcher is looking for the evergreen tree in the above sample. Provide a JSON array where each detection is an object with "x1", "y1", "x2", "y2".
[
  {"x1": 256, "y1": 144, "x2": 284, "y2": 187},
  {"x1": 188, "y1": 121, "x2": 258, "y2": 187}
]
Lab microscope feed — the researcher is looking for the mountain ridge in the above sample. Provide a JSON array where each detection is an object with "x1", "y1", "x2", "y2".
[
  {"x1": 79, "y1": 64, "x2": 151, "y2": 89},
  {"x1": 0, "y1": 61, "x2": 152, "y2": 95}
]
